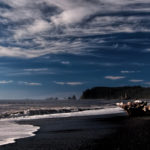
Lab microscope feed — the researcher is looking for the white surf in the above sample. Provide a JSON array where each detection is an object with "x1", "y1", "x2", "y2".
[{"x1": 0, "y1": 121, "x2": 39, "y2": 146}]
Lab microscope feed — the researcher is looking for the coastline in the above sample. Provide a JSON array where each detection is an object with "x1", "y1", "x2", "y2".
[
  {"x1": 0, "y1": 114, "x2": 150, "y2": 150},
  {"x1": 0, "y1": 114, "x2": 128, "y2": 150}
]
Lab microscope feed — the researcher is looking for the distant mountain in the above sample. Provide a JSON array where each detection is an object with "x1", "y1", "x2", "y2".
[{"x1": 81, "y1": 86, "x2": 150, "y2": 100}]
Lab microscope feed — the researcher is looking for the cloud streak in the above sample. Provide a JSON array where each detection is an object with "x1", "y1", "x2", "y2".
[
  {"x1": 18, "y1": 81, "x2": 42, "y2": 86},
  {"x1": 0, "y1": 46, "x2": 52, "y2": 58},
  {"x1": 61, "y1": 61, "x2": 70, "y2": 65},
  {"x1": 54, "y1": 81, "x2": 84, "y2": 86},
  {"x1": 105, "y1": 76, "x2": 125, "y2": 80},
  {"x1": 121, "y1": 70, "x2": 140, "y2": 74},
  {"x1": 24, "y1": 68, "x2": 48, "y2": 72},
  {"x1": 0, "y1": 80, "x2": 13, "y2": 84},
  {"x1": 129, "y1": 79, "x2": 144, "y2": 83}
]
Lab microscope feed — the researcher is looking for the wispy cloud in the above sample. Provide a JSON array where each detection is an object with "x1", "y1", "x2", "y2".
[
  {"x1": 144, "y1": 49, "x2": 150, "y2": 52},
  {"x1": 54, "y1": 81, "x2": 84, "y2": 86},
  {"x1": 66, "y1": 82, "x2": 84, "y2": 86},
  {"x1": 0, "y1": 0, "x2": 149, "y2": 58},
  {"x1": 130, "y1": 63, "x2": 147, "y2": 66},
  {"x1": 6, "y1": 68, "x2": 54, "y2": 76},
  {"x1": 0, "y1": 80, "x2": 13, "y2": 84},
  {"x1": 0, "y1": 46, "x2": 52, "y2": 58},
  {"x1": 144, "y1": 82, "x2": 150, "y2": 85},
  {"x1": 105, "y1": 76, "x2": 125, "y2": 80},
  {"x1": 14, "y1": 19, "x2": 51, "y2": 39},
  {"x1": 50, "y1": 1, "x2": 99, "y2": 26},
  {"x1": 89, "y1": 62, "x2": 120, "y2": 67},
  {"x1": 121, "y1": 70, "x2": 140, "y2": 74},
  {"x1": 18, "y1": 81, "x2": 42, "y2": 86},
  {"x1": 24, "y1": 68, "x2": 48, "y2": 72},
  {"x1": 129, "y1": 79, "x2": 144, "y2": 83},
  {"x1": 61, "y1": 61, "x2": 70, "y2": 65}
]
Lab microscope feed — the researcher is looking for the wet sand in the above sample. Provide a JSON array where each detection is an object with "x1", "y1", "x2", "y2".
[{"x1": 0, "y1": 115, "x2": 150, "y2": 150}]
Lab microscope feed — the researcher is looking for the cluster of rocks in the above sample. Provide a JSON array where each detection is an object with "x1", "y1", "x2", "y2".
[{"x1": 116, "y1": 100, "x2": 150, "y2": 116}]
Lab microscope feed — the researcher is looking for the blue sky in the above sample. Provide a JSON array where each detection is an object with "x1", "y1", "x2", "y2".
[{"x1": 0, "y1": 0, "x2": 150, "y2": 99}]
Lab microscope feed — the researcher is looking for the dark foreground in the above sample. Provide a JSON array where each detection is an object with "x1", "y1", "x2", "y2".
[{"x1": 0, "y1": 115, "x2": 150, "y2": 150}]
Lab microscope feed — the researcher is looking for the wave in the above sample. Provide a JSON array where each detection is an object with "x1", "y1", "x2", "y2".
[
  {"x1": 0, "y1": 121, "x2": 39, "y2": 146},
  {"x1": 0, "y1": 107, "x2": 126, "y2": 121},
  {"x1": 0, "y1": 106, "x2": 104, "y2": 119}
]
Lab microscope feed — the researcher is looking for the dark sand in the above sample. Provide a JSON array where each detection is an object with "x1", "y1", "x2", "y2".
[{"x1": 0, "y1": 115, "x2": 150, "y2": 150}]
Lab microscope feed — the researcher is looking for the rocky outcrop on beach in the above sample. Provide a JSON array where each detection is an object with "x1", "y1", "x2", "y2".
[{"x1": 116, "y1": 100, "x2": 150, "y2": 116}]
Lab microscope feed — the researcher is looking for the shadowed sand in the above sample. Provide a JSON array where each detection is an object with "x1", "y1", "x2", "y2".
[{"x1": 0, "y1": 115, "x2": 150, "y2": 150}]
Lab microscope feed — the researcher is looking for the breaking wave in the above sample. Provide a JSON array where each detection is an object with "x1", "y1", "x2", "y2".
[
  {"x1": 0, "y1": 121, "x2": 39, "y2": 146},
  {"x1": 0, "y1": 106, "x2": 126, "y2": 120},
  {"x1": 0, "y1": 106, "x2": 126, "y2": 121}
]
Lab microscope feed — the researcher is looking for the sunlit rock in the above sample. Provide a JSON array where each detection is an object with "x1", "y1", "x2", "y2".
[{"x1": 116, "y1": 100, "x2": 150, "y2": 116}]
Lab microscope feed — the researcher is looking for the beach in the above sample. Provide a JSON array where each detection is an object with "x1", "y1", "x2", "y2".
[
  {"x1": 0, "y1": 115, "x2": 150, "y2": 150},
  {"x1": 0, "y1": 114, "x2": 145, "y2": 150},
  {"x1": 0, "y1": 100, "x2": 150, "y2": 150}
]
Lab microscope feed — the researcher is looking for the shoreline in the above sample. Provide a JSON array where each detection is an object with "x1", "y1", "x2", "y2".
[
  {"x1": 0, "y1": 114, "x2": 150, "y2": 150},
  {"x1": 0, "y1": 114, "x2": 128, "y2": 150}
]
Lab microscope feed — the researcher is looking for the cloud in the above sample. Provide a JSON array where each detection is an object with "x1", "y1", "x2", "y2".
[
  {"x1": 144, "y1": 49, "x2": 150, "y2": 52},
  {"x1": 0, "y1": 80, "x2": 13, "y2": 84},
  {"x1": 61, "y1": 61, "x2": 70, "y2": 65},
  {"x1": 0, "y1": 39, "x2": 90, "y2": 58},
  {"x1": 54, "y1": 81, "x2": 84, "y2": 86},
  {"x1": 0, "y1": 0, "x2": 150, "y2": 59},
  {"x1": 120, "y1": 70, "x2": 140, "y2": 74},
  {"x1": 24, "y1": 68, "x2": 48, "y2": 72},
  {"x1": 51, "y1": 4, "x2": 99, "y2": 25},
  {"x1": 105, "y1": 76, "x2": 125, "y2": 80},
  {"x1": 0, "y1": 46, "x2": 52, "y2": 58},
  {"x1": 145, "y1": 82, "x2": 150, "y2": 85},
  {"x1": 129, "y1": 79, "x2": 143, "y2": 83},
  {"x1": 6, "y1": 67, "x2": 55, "y2": 76},
  {"x1": 66, "y1": 82, "x2": 84, "y2": 85},
  {"x1": 89, "y1": 62, "x2": 120, "y2": 67},
  {"x1": 130, "y1": 62, "x2": 147, "y2": 66},
  {"x1": 14, "y1": 19, "x2": 51, "y2": 39},
  {"x1": 19, "y1": 81, "x2": 42, "y2": 86}
]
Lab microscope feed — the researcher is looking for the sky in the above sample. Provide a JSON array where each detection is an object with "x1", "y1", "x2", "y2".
[{"x1": 0, "y1": 0, "x2": 150, "y2": 99}]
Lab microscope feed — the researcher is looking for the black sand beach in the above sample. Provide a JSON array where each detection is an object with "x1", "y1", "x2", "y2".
[
  {"x1": 1, "y1": 114, "x2": 150, "y2": 150},
  {"x1": 98, "y1": 116, "x2": 150, "y2": 150}
]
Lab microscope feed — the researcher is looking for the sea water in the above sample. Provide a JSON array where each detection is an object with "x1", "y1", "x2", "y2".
[{"x1": 0, "y1": 99, "x2": 127, "y2": 146}]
